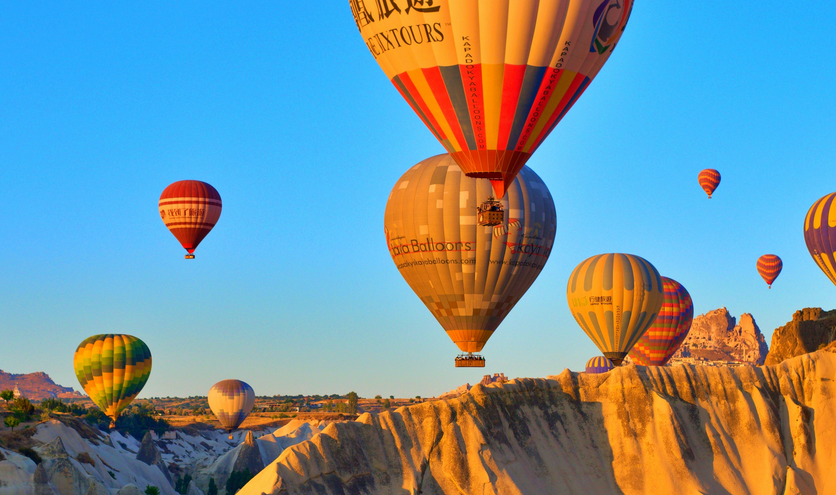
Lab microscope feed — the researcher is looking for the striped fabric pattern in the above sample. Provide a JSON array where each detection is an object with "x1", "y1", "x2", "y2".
[
  {"x1": 698, "y1": 169, "x2": 721, "y2": 199},
  {"x1": 803, "y1": 192, "x2": 836, "y2": 287},
  {"x1": 756, "y1": 254, "x2": 783, "y2": 288},
  {"x1": 208, "y1": 379, "x2": 256, "y2": 432},
  {"x1": 585, "y1": 356, "x2": 614, "y2": 373},
  {"x1": 352, "y1": 0, "x2": 633, "y2": 198},
  {"x1": 384, "y1": 154, "x2": 556, "y2": 354},
  {"x1": 566, "y1": 253, "x2": 664, "y2": 366},
  {"x1": 73, "y1": 334, "x2": 152, "y2": 424},
  {"x1": 159, "y1": 180, "x2": 222, "y2": 254},
  {"x1": 628, "y1": 277, "x2": 694, "y2": 366}
]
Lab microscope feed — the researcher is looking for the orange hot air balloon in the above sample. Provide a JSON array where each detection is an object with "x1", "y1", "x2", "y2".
[
  {"x1": 159, "y1": 181, "x2": 222, "y2": 259},
  {"x1": 351, "y1": 0, "x2": 634, "y2": 200},
  {"x1": 698, "y1": 169, "x2": 721, "y2": 199},
  {"x1": 756, "y1": 254, "x2": 782, "y2": 288}
]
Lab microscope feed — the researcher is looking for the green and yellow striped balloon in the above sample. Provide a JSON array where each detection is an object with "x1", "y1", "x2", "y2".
[
  {"x1": 73, "y1": 334, "x2": 152, "y2": 427},
  {"x1": 566, "y1": 254, "x2": 664, "y2": 366}
]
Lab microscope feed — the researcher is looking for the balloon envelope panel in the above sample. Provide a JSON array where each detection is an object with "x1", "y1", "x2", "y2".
[
  {"x1": 384, "y1": 154, "x2": 557, "y2": 353},
  {"x1": 159, "y1": 180, "x2": 222, "y2": 254},
  {"x1": 208, "y1": 379, "x2": 256, "y2": 431},
  {"x1": 628, "y1": 277, "x2": 694, "y2": 366},
  {"x1": 585, "y1": 356, "x2": 614, "y2": 373},
  {"x1": 566, "y1": 254, "x2": 664, "y2": 365},
  {"x1": 73, "y1": 334, "x2": 152, "y2": 422},
  {"x1": 804, "y1": 193, "x2": 836, "y2": 287},
  {"x1": 351, "y1": 0, "x2": 633, "y2": 197}
]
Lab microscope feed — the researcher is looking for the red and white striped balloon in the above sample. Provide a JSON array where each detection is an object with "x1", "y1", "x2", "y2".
[{"x1": 159, "y1": 180, "x2": 222, "y2": 258}]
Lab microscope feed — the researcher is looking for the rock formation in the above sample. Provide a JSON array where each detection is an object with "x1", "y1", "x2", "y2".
[
  {"x1": 232, "y1": 431, "x2": 264, "y2": 475},
  {"x1": 765, "y1": 307, "x2": 836, "y2": 365},
  {"x1": 0, "y1": 371, "x2": 80, "y2": 401},
  {"x1": 136, "y1": 431, "x2": 172, "y2": 486},
  {"x1": 239, "y1": 344, "x2": 836, "y2": 495},
  {"x1": 672, "y1": 307, "x2": 768, "y2": 364}
]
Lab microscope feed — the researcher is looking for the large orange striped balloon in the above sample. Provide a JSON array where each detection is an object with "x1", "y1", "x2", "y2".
[
  {"x1": 698, "y1": 169, "x2": 721, "y2": 199},
  {"x1": 159, "y1": 181, "x2": 222, "y2": 259},
  {"x1": 756, "y1": 254, "x2": 782, "y2": 288},
  {"x1": 351, "y1": 0, "x2": 633, "y2": 198},
  {"x1": 628, "y1": 277, "x2": 693, "y2": 366}
]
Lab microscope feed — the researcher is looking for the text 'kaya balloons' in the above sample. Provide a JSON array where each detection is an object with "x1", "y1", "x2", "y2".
[
  {"x1": 567, "y1": 254, "x2": 664, "y2": 366},
  {"x1": 208, "y1": 379, "x2": 255, "y2": 440},
  {"x1": 585, "y1": 356, "x2": 614, "y2": 373},
  {"x1": 159, "y1": 180, "x2": 222, "y2": 259},
  {"x1": 384, "y1": 154, "x2": 556, "y2": 365},
  {"x1": 804, "y1": 192, "x2": 836, "y2": 288},
  {"x1": 351, "y1": 0, "x2": 633, "y2": 198},
  {"x1": 73, "y1": 334, "x2": 152, "y2": 428},
  {"x1": 628, "y1": 277, "x2": 693, "y2": 366},
  {"x1": 698, "y1": 169, "x2": 721, "y2": 199},
  {"x1": 756, "y1": 254, "x2": 782, "y2": 289}
]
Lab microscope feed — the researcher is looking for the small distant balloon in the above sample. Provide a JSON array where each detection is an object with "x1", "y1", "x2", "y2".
[
  {"x1": 698, "y1": 169, "x2": 721, "y2": 199},
  {"x1": 208, "y1": 380, "x2": 255, "y2": 440},
  {"x1": 756, "y1": 255, "x2": 782, "y2": 288},
  {"x1": 803, "y1": 193, "x2": 836, "y2": 288},
  {"x1": 566, "y1": 253, "x2": 665, "y2": 366},
  {"x1": 628, "y1": 277, "x2": 694, "y2": 366},
  {"x1": 73, "y1": 334, "x2": 152, "y2": 428},
  {"x1": 585, "y1": 356, "x2": 614, "y2": 374},
  {"x1": 159, "y1": 180, "x2": 222, "y2": 259}
]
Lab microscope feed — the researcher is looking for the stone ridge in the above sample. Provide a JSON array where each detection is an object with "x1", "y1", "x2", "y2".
[
  {"x1": 0, "y1": 369, "x2": 80, "y2": 401},
  {"x1": 239, "y1": 344, "x2": 836, "y2": 495},
  {"x1": 765, "y1": 307, "x2": 836, "y2": 365},
  {"x1": 672, "y1": 307, "x2": 768, "y2": 365}
]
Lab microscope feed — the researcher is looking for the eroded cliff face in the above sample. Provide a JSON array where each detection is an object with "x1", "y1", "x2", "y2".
[
  {"x1": 241, "y1": 345, "x2": 836, "y2": 495},
  {"x1": 765, "y1": 308, "x2": 836, "y2": 365},
  {"x1": 673, "y1": 308, "x2": 768, "y2": 364}
]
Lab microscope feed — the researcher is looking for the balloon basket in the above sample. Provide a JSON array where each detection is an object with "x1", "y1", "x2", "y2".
[
  {"x1": 228, "y1": 434, "x2": 233, "y2": 440},
  {"x1": 185, "y1": 254, "x2": 195, "y2": 259},
  {"x1": 477, "y1": 197, "x2": 504, "y2": 227},
  {"x1": 455, "y1": 354, "x2": 485, "y2": 368}
]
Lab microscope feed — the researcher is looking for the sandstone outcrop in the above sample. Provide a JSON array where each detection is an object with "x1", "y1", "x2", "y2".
[
  {"x1": 765, "y1": 307, "x2": 836, "y2": 365},
  {"x1": 672, "y1": 307, "x2": 768, "y2": 364},
  {"x1": 240, "y1": 344, "x2": 836, "y2": 495},
  {"x1": 136, "y1": 431, "x2": 172, "y2": 486},
  {"x1": 0, "y1": 371, "x2": 80, "y2": 401}
]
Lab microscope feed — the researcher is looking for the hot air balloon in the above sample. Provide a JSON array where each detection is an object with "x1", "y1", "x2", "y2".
[
  {"x1": 159, "y1": 180, "x2": 222, "y2": 259},
  {"x1": 384, "y1": 154, "x2": 556, "y2": 367},
  {"x1": 803, "y1": 193, "x2": 836, "y2": 287},
  {"x1": 73, "y1": 334, "x2": 152, "y2": 428},
  {"x1": 698, "y1": 169, "x2": 720, "y2": 199},
  {"x1": 585, "y1": 356, "x2": 614, "y2": 373},
  {"x1": 566, "y1": 254, "x2": 664, "y2": 366},
  {"x1": 628, "y1": 277, "x2": 694, "y2": 366},
  {"x1": 351, "y1": 0, "x2": 634, "y2": 207},
  {"x1": 756, "y1": 254, "x2": 782, "y2": 288},
  {"x1": 208, "y1": 380, "x2": 255, "y2": 440}
]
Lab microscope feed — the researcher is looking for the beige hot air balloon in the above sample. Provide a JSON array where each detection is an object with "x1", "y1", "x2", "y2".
[{"x1": 384, "y1": 154, "x2": 556, "y2": 367}]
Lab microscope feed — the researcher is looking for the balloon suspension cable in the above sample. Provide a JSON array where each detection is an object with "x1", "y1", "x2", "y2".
[
  {"x1": 455, "y1": 352, "x2": 486, "y2": 368},
  {"x1": 477, "y1": 196, "x2": 504, "y2": 227}
]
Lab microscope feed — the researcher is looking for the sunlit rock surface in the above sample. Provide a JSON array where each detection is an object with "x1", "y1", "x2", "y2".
[
  {"x1": 673, "y1": 307, "x2": 768, "y2": 364},
  {"x1": 241, "y1": 345, "x2": 836, "y2": 495},
  {"x1": 765, "y1": 308, "x2": 836, "y2": 365}
]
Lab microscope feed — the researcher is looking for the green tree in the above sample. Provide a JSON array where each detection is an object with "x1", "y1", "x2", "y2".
[
  {"x1": 374, "y1": 395, "x2": 382, "y2": 399},
  {"x1": 4, "y1": 416, "x2": 20, "y2": 431},
  {"x1": 41, "y1": 398, "x2": 67, "y2": 412},
  {"x1": 207, "y1": 477, "x2": 218, "y2": 495},
  {"x1": 0, "y1": 389, "x2": 14, "y2": 402},
  {"x1": 226, "y1": 468, "x2": 253, "y2": 494},
  {"x1": 382, "y1": 399, "x2": 391, "y2": 411},
  {"x1": 389, "y1": 395, "x2": 394, "y2": 400},
  {"x1": 12, "y1": 397, "x2": 35, "y2": 416},
  {"x1": 347, "y1": 391, "x2": 358, "y2": 414},
  {"x1": 144, "y1": 486, "x2": 161, "y2": 495}
]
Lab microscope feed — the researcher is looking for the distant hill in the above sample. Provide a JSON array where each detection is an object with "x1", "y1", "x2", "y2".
[{"x1": 0, "y1": 369, "x2": 82, "y2": 401}]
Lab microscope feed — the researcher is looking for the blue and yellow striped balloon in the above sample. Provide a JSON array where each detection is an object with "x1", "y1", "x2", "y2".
[
  {"x1": 567, "y1": 254, "x2": 664, "y2": 366},
  {"x1": 585, "y1": 356, "x2": 614, "y2": 374}
]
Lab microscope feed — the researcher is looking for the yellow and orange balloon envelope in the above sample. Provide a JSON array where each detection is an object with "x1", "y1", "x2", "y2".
[
  {"x1": 803, "y1": 193, "x2": 836, "y2": 288},
  {"x1": 73, "y1": 334, "x2": 152, "y2": 427},
  {"x1": 566, "y1": 253, "x2": 664, "y2": 366},
  {"x1": 159, "y1": 180, "x2": 222, "y2": 258},
  {"x1": 351, "y1": 0, "x2": 633, "y2": 198},
  {"x1": 698, "y1": 169, "x2": 720, "y2": 199},
  {"x1": 756, "y1": 254, "x2": 782, "y2": 288},
  {"x1": 628, "y1": 277, "x2": 694, "y2": 366},
  {"x1": 384, "y1": 154, "x2": 556, "y2": 355}
]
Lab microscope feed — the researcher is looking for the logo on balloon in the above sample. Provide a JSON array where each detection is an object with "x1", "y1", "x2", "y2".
[
  {"x1": 591, "y1": 0, "x2": 627, "y2": 54},
  {"x1": 350, "y1": 0, "x2": 441, "y2": 29}
]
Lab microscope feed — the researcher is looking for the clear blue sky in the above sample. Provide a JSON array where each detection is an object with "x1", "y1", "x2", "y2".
[{"x1": 1, "y1": 2, "x2": 834, "y2": 399}]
